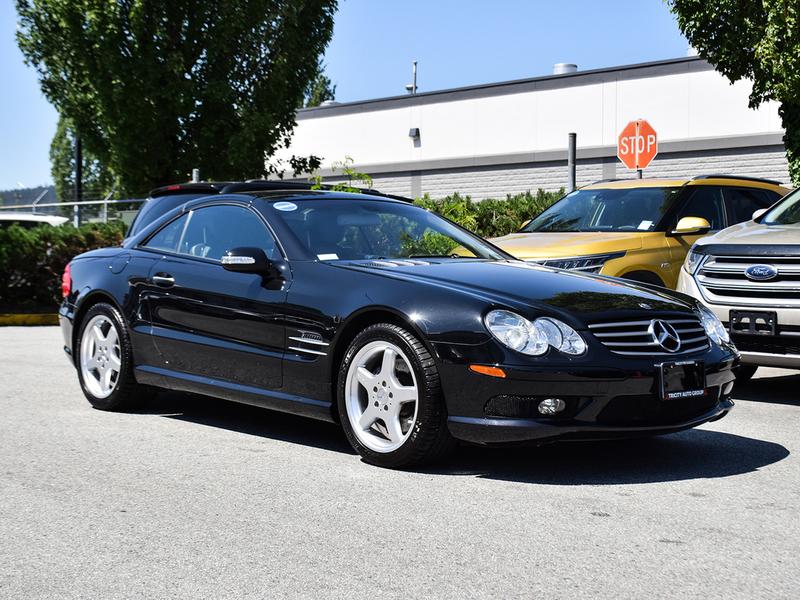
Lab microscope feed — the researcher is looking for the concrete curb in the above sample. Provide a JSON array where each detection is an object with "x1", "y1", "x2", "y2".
[{"x1": 0, "y1": 313, "x2": 59, "y2": 326}]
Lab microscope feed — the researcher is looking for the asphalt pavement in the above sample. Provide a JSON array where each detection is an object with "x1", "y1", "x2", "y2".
[{"x1": 1, "y1": 326, "x2": 798, "y2": 599}]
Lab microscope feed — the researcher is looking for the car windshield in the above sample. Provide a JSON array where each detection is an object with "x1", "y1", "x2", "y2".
[
  {"x1": 762, "y1": 188, "x2": 800, "y2": 225},
  {"x1": 522, "y1": 187, "x2": 682, "y2": 233},
  {"x1": 267, "y1": 198, "x2": 506, "y2": 261}
]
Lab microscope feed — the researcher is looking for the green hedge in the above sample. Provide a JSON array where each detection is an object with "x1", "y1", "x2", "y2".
[
  {"x1": 414, "y1": 189, "x2": 563, "y2": 238},
  {"x1": 0, "y1": 221, "x2": 125, "y2": 313},
  {"x1": 0, "y1": 190, "x2": 562, "y2": 314}
]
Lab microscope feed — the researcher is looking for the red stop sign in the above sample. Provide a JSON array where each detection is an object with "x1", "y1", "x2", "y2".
[{"x1": 617, "y1": 119, "x2": 658, "y2": 170}]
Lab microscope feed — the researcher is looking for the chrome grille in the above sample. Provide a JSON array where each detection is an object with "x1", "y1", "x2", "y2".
[
  {"x1": 696, "y1": 255, "x2": 800, "y2": 308},
  {"x1": 588, "y1": 317, "x2": 709, "y2": 356}
]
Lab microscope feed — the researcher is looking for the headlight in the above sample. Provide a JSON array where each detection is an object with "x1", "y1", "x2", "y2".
[
  {"x1": 527, "y1": 252, "x2": 625, "y2": 274},
  {"x1": 683, "y1": 247, "x2": 705, "y2": 274},
  {"x1": 484, "y1": 310, "x2": 587, "y2": 356},
  {"x1": 697, "y1": 305, "x2": 730, "y2": 345}
]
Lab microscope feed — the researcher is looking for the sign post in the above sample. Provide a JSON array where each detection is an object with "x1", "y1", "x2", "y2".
[{"x1": 617, "y1": 119, "x2": 658, "y2": 177}]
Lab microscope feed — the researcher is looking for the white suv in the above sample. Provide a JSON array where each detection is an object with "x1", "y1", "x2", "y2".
[
  {"x1": 0, "y1": 212, "x2": 68, "y2": 228},
  {"x1": 678, "y1": 187, "x2": 800, "y2": 380}
]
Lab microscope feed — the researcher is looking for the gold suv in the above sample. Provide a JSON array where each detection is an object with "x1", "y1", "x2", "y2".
[{"x1": 489, "y1": 175, "x2": 790, "y2": 288}]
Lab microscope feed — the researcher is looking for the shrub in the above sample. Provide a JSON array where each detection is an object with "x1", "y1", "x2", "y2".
[
  {"x1": 414, "y1": 189, "x2": 563, "y2": 239},
  {"x1": 0, "y1": 221, "x2": 125, "y2": 313}
]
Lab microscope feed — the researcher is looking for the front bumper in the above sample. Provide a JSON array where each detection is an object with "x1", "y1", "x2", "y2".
[
  {"x1": 436, "y1": 342, "x2": 737, "y2": 445},
  {"x1": 448, "y1": 399, "x2": 733, "y2": 444}
]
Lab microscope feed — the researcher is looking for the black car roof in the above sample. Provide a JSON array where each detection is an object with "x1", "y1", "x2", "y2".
[{"x1": 149, "y1": 180, "x2": 412, "y2": 203}]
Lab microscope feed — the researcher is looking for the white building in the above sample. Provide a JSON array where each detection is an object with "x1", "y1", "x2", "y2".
[{"x1": 276, "y1": 56, "x2": 790, "y2": 199}]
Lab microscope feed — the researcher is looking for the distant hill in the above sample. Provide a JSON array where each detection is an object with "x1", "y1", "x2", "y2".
[{"x1": 0, "y1": 186, "x2": 55, "y2": 207}]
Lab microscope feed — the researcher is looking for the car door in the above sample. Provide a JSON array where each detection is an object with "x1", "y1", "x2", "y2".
[
  {"x1": 140, "y1": 203, "x2": 287, "y2": 390},
  {"x1": 664, "y1": 185, "x2": 727, "y2": 285}
]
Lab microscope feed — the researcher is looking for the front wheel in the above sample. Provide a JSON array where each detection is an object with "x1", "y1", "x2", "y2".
[{"x1": 337, "y1": 323, "x2": 455, "y2": 468}]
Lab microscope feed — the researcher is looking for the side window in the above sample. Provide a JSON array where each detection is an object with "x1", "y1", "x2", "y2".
[
  {"x1": 725, "y1": 187, "x2": 777, "y2": 224},
  {"x1": 143, "y1": 214, "x2": 189, "y2": 252},
  {"x1": 677, "y1": 186, "x2": 726, "y2": 230},
  {"x1": 179, "y1": 205, "x2": 277, "y2": 261}
]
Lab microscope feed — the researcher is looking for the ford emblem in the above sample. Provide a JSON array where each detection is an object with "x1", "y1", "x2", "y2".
[{"x1": 744, "y1": 264, "x2": 778, "y2": 281}]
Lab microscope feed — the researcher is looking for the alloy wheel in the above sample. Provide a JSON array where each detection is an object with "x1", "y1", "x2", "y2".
[
  {"x1": 80, "y1": 314, "x2": 122, "y2": 399},
  {"x1": 345, "y1": 340, "x2": 419, "y2": 453}
]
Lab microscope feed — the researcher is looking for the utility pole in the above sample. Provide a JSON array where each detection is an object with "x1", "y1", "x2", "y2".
[
  {"x1": 74, "y1": 137, "x2": 83, "y2": 203},
  {"x1": 74, "y1": 136, "x2": 83, "y2": 227},
  {"x1": 567, "y1": 132, "x2": 577, "y2": 192}
]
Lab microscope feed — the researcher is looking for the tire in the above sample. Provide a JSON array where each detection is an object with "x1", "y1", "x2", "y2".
[
  {"x1": 735, "y1": 364, "x2": 758, "y2": 383},
  {"x1": 75, "y1": 302, "x2": 151, "y2": 411},
  {"x1": 337, "y1": 323, "x2": 455, "y2": 468}
]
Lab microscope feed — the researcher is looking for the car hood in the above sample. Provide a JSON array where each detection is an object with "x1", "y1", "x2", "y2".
[
  {"x1": 336, "y1": 259, "x2": 696, "y2": 322},
  {"x1": 696, "y1": 219, "x2": 800, "y2": 246},
  {"x1": 488, "y1": 231, "x2": 645, "y2": 260}
]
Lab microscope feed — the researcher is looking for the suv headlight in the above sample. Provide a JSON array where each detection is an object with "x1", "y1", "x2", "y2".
[
  {"x1": 484, "y1": 310, "x2": 587, "y2": 356},
  {"x1": 527, "y1": 251, "x2": 625, "y2": 274},
  {"x1": 697, "y1": 305, "x2": 730, "y2": 345},
  {"x1": 684, "y1": 247, "x2": 705, "y2": 274}
]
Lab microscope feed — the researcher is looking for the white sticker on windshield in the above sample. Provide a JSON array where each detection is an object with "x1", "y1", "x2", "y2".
[
  {"x1": 638, "y1": 220, "x2": 653, "y2": 230},
  {"x1": 317, "y1": 253, "x2": 339, "y2": 261},
  {"x1": 274, "y1": 201, "x2": 298, "y2": 212}
]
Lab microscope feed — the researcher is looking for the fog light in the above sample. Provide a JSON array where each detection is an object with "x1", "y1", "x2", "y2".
[{"x1": 538, "y1": 398, "x2": 566, "y2": 415}]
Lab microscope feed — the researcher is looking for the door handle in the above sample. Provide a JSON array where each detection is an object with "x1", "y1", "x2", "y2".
[{"x1": 152, "y1": 273, "x2": 175, "y2": 287}]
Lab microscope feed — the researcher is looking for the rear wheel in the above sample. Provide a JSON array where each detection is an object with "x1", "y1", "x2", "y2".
[
  {"x1": 735, "y1": 364, "x2": 758, "y2": 383},
  {"x1": 76, "y1": 302, "x2": 151, "y2": 411},
  {"x1": 338, "y1": 323, "x2": 455, "y2": 468}
]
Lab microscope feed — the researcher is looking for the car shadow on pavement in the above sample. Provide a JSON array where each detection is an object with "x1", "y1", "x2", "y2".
[
  {"x1": 137, "y1": 392, "x2": 788, "y2": 485},
  {"x1": 733, "y1": 374, "x2": 800, "y2": 406},
  {"x1": 138, "y1": 391, "x2": 356, "y2": 455},
  {"x1": 428, "y1": 429, "x2": 789, "y2": 485}
]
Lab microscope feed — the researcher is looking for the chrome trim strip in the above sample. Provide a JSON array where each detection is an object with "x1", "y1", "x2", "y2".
[
  {"x1": 288, "y1": 336, "x2": 330, "y2": 346},
  {"x1": 288, "y1": 346, "x2": 327, "y2": 356},
  {"x1": 589, "y1": 318, "x2": 698, "y2": 329},
  {"x1": 592, "y1": 331, "x2": 652, "y2": 338}
]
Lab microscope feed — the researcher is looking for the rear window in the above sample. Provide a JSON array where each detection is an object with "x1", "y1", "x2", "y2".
[{"x1": 126, "y1": 194, "x2": 206, "y2": 238}]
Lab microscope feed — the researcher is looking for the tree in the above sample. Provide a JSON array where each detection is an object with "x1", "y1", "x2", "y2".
[
  {"x1": 668, "y1": 0, "x2": 800, "y2": 184},
  {"x1": 50, "y1": 116, "x2": 115, "y2": 200},
  {"x1": 16, "y1": 0, "x2": 338, "y2": 195},
  {"x1": 304, "y1": 60, "x2": 337, "y2": 107}
]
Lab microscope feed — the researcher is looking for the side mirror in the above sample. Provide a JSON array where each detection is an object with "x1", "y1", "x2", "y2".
[
  {"x1": 519, "y1": 219, "x2": 532, "y2": 230},
  {"x1": 752, "y1": 208, "x2": 767, "y2": 221},
  {"x1": 671, "y1": 216, "x2": 711, "y2": 236},
  {"x1": 221, "y1": 247, "x2": 271, "y2": 273}
]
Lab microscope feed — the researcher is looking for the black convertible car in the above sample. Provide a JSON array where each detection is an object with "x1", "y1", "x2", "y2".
[{"x1": 59, "y1": 187, "x2": 738, "y2": 468}]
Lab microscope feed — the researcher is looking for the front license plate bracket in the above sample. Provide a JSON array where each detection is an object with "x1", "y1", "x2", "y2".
[{"x1": 730, "y1": 310, "x2": 777, "y2": 336}]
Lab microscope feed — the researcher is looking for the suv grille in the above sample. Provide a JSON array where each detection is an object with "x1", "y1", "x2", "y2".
[
  {"x1": 588, "y1": 317, "x2": 709, "y2": 356},
  {"x1": 732, "y1": 334, "x2": 800, "y2": 356},
  {"x1": 696, "y1": 255, "x2": 800, "y2": 307}
]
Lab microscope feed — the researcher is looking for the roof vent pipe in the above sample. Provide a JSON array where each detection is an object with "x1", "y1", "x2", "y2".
[{"x1": 553, "y1": 63, "x2": 578, "y2": 75}]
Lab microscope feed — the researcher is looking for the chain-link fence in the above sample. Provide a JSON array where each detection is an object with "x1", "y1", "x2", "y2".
[{"x1": 0, "y1": 197, "x2": 146, "y2": 228}]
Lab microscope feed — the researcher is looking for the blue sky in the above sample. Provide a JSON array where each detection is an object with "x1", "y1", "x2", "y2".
[{"x1": 0, "y1": 0, "x2": 689, "y2": 190}]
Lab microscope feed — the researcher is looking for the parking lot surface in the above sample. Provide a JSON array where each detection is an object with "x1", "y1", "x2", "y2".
[{"x1": 1, "y1": 326, "x2": 798, "y2": 599}]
